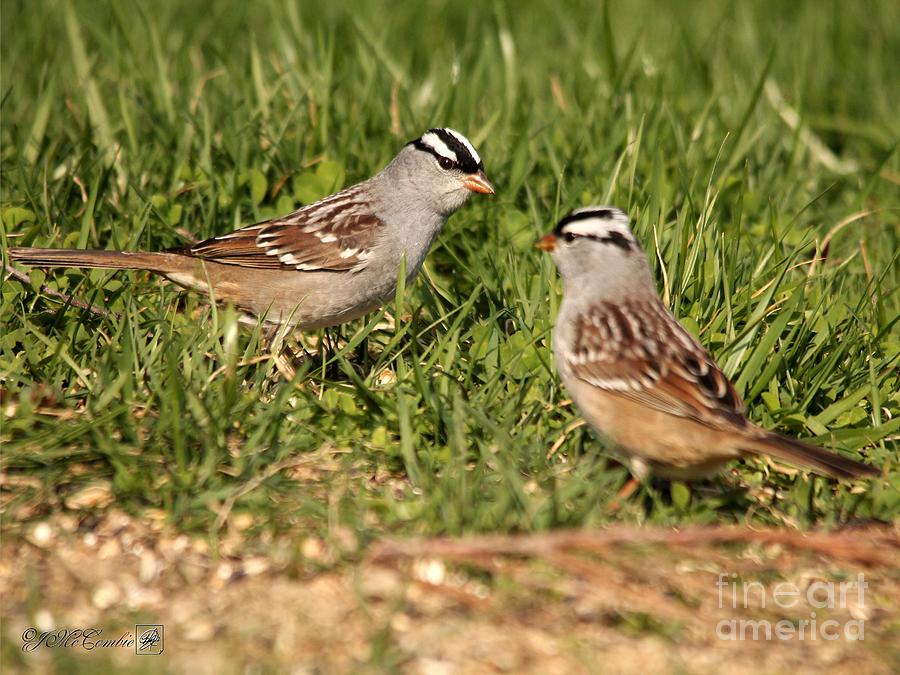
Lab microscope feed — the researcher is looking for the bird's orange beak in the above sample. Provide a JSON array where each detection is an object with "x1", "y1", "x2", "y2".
[
  {"x1": 536, "y1": 234, "x2": 557, "y2": 252},
  {"x1": 462, "y1": 169, "x2": 495, "y2": 195}
]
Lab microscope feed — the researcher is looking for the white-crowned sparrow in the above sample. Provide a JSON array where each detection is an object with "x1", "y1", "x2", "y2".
[
  {"x1": 9, "y1": 128, "x2": 494, "y2": 330},
  {"x1": 538, "y1": 206, "x2": 879, "y2": 481}
]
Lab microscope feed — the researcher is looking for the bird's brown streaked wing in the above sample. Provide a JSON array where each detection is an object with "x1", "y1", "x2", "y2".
[
  {"x1": 176, "y1": 186, "x2": 381, "y2": 272},
  {"x1": 566, "y1": 299, "x2": 748, "y2": 428}
]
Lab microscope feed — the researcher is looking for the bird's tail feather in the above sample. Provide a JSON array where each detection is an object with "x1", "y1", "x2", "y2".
[
  {"x1": 8, "y1": 247, "x2": 189, "y2": 274},
  {"x1": 742, "y1": 430, "x2": 878, "y2": 479}
]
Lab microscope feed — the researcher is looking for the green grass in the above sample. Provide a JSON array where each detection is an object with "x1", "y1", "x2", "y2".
[{"x1": 2, "y1": 0, "x2": 899, "y2": 545}]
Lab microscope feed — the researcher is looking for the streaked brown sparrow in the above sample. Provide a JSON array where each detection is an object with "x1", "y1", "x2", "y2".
[
  {"x1": 539, "y1": 206, "x2": 879, "y2": 481},
  {"x1": 9, "y1": 128, "x2": 494, "y2": 331}
]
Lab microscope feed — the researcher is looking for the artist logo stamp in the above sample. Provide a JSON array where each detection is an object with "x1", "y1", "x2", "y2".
[{"x1": 135, "y1": 625, "x2": 164, "y2": 655}]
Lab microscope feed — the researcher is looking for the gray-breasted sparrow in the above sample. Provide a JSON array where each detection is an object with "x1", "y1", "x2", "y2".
[
  {"x1": 538, "y1": 206, "x2": 879, "y2": 481},
  {"x1": 9, "y1": 128, "x2": 494, "y2": 330}
]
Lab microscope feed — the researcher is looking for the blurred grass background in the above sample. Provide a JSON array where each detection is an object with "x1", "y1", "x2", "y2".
[{"x1": 1, "y1": 0, "x2": 898, "y2": 547}]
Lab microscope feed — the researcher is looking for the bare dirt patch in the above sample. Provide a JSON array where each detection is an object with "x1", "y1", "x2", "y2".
[{"x1": 1, "y1": 513, "x2": 897, "y2": 674}]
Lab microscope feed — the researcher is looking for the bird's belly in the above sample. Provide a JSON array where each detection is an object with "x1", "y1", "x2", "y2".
[
  {"x1": 564, "y1": 375, "x2": 741, "y2": 472},
  {"x1": 163, "y1": 252, "x2": 420, "y2": 331}
]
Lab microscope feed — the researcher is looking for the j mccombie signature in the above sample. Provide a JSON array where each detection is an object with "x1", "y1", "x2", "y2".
[{"x1": 21, "y1": 627, "x2": 136, "y2": 652}]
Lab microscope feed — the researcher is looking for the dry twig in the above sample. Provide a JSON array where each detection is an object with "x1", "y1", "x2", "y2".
[
  {"x1": 370, "y1": 525, "x2": 899, "y2": 568},
  {"x1": 5, "y1": 266, "x2": 120, "y2": 321}
]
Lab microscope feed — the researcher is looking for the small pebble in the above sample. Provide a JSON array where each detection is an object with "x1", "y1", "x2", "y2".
[
  {"x1": 232, "y1": 513, "x2": 254, "y2": 531},
  {"x1": 139, "y1": 552, "x2": 160, "y2": 583},
  {"x1": 216, "y1": 562, "x2": 234, "y2": 581},
  {"x1": 243, "y1": 557, "x2": 269, "y2": 577},
  {"x1": 34, "y1": 609, "x2": 55, "y2": 632},
  {"x1": 92, "y1": 581, "x2": 121, "y2": 609},
  {"x1": 65, "y1": 482, "x2": 114, "y2": 510},
  {"x1": 182, "y1": 619, "x2": 215, "y2": 642},
  {"x1": 413, "y1": 558, "x2": 446, "y2": 585},
  {"x1": 29, "y1": 522, "x2": 54, "y2": 547}
]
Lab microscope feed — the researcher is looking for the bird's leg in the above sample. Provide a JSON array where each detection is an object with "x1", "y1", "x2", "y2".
[
  {"x1": 606, "y1": 456, "x2": 648, "y2": 512},
  {"x1": 261, "y1": 323, "x2": 311, "y2": 381},
  {"x1": 321, "y1": 328, "x2": 342, "y2": 361},
  {"x1": 606, "y1": 477, "x2": 640, "y2": 513}
]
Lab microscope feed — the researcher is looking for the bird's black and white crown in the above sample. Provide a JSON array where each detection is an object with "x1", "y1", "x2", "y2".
[
  {"x1": 412, "y1": 128, "x2": 483, "y2": 174},
  {"x1": 554, "y1": 206, "x2": 636, "y2": 251}
]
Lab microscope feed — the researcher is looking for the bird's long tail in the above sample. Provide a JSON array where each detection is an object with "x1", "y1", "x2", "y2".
[
  {"x1": 741, "y1": 430, "x2": 879, "y2": 479},
  {"x1": 7, "y1": 247, "x2": 191, "y2": 274}
]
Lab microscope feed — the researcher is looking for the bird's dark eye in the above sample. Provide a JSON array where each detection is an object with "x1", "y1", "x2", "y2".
[
  {"x1": 438, "y1": 156, "x2": 456, "y2": 170},
  {"x1": 563, "y1": 232, "x2": 577, "y2": 243}
]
